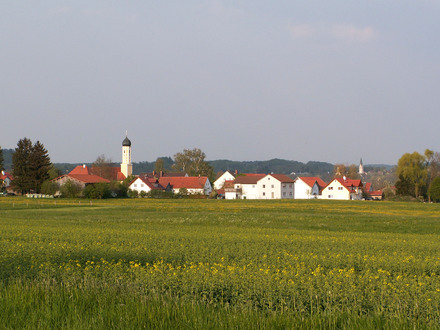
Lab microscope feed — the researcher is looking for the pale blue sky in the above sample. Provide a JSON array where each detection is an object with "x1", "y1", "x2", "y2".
[{"x1": 1, "y1": 1, "x2": 439, "y2": 165}]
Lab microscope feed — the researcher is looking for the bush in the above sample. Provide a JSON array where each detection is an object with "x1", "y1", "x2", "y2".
[
  {"x1": 41, "y1": 181, "x2": 59, "y2": 196},
  {"x1": 128, "y1": 189, "x2": 139, "y2": 198},
  {"x1": 60, "y1": 180, "x2": 83, "y2": 198}
]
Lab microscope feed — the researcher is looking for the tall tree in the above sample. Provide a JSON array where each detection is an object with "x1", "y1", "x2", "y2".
[
  {"x1": 31, "y1": 141, "x2": 52, "y2": 193},
  {"x1": 12, "y1": 138, "x2": 34, "y2": 194},
  {"x1": 92, "y1": 154, "x2": 113, "y2": 180},
  {"x1": 12, "y1": 138, "x2": 53, "y2": 194},
  {"x1": 396, "y1": 152, "x2": 427, "y2": 198},
  {"x1": 173, "y1": 148, "x2": 214, "y2": 180},
  {"x1": 154, "y1": 158, "x2": 164, "y2": 173}
]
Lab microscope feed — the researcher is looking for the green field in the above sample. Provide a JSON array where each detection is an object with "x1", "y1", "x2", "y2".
[{"x1": 1, "y1": 198, "x2": 440, "y2": 329}]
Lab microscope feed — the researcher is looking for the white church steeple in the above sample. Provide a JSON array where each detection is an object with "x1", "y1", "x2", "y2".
[{"x1": 121, "y1": 132, "x2": 132, "y2": 178}]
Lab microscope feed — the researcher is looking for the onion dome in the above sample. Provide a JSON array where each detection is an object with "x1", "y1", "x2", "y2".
[{"x1": 122, "y1": 136, "x2": 131, "y2": 147}]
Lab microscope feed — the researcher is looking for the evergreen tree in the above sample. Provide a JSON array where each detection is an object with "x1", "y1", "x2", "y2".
[
  {"x1": 12, "y1": 138, "x2": 52, "y2": 194},
  {"x1": 12, "y1": 138, "x2": 34, "y2": 194},
  {"x1": 31, "y1": 141, "x2": 52, "y2": 193}
]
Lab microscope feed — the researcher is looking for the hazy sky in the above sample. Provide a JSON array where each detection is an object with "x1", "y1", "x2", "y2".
[{"x1": 1, "y1": 1, "x2": 439, "y2": 165}]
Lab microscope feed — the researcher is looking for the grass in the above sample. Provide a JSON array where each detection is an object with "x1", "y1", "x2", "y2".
[{"x1": 1, "y1": 197, "x2": 440, "y2": 328}]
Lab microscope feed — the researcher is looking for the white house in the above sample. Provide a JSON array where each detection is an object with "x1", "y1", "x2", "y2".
[
  {"x1": 128, "y1": 176, "x2": 166, "y2": 194},
  {"x1": 213, "y1": 171, "x2": 236, "y2": 190},
  {"x1": 294, "y1": 177, "x2": 327, "y2": 199},
  {"x1": 233, "y1": 174, "x2": 266, "y2": 199},
  {"x1": 1, "y1": 171, "x2": 13, "y2": 188},
  {"x1": 257, "y1": 174, "x2": 295, "y2": 199},
  {"x1": 321, "y1": 177, "x2": 363, "y2": 200}
]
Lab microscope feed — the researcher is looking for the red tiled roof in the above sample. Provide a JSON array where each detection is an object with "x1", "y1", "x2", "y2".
[
  {"x1": 70, "y1": 165, "x2": 91, "y2": 175},
  {"x1": 67, "y1": 174, "x2": 110, "y2": 184},
  {"x1": 158, "y1": 176, "x2": 208, "y2": 189},
  {"x1": 234, "y1": 174, "x2": 266, "y2": 184},
  {"x1": 298, "y1": 177, "x2": 327, "y2": 188},
  {"x1": 364, "y1": 182, "x2": 372, "y2": 192},
  {"x1": 130, "y1": 176, "x2": 165, "y2": 190},
  {"x1": 335, "y1": 178, "x2": 363, "y2": 188},
  {"x1": 269, "y1": 174, "x2": 295, "y2": 183},
  {"x1": 370, "y1": 190, "x2": 383, "y2": 197}
]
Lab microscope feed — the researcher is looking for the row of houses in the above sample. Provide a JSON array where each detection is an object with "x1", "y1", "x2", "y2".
[
  {"x1": 52, "y1": 165, "x2": 213, "y2": 196},
  {"x1": 213, "y1": 171, "x2": 383, "y2": 200}
]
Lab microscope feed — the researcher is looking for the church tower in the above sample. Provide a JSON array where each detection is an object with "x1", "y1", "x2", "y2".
[
  {"x1": 121, "y1": 133, "x2": 133, "y2": 178},
  {"x1": 359, "y1": 158, "x2": 364, "y2": 175}
]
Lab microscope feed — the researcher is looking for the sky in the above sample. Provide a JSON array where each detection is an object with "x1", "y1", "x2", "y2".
[{"x1": 1, "y1": 1, "x2": 439, "y2": 165}]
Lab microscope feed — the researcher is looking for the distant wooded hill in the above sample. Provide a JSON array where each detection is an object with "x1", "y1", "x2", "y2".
[
  {"x1": 53, "y1": 157, "x2": 334, "y2": 178},
  {"x1": 2, "y1": 147, "x2": 392, "y2": 179}
]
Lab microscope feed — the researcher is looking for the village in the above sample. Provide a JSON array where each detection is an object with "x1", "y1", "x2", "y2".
[{"x1": 0, "y1": 135, "x2": 384, "y2": 200}]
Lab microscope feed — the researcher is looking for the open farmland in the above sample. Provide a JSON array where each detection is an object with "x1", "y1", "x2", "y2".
[{"x1": 1, "y1": 198, "x2": 440, "y2": 329}]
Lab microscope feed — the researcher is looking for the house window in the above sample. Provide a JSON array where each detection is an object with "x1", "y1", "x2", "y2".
[
  {"x1": 263, "y1": 185, "x2": 265, "y2": 188},
  {"x1": 252, "y1": 185, "x2": 255, "y2": 188},
  {"x1": 329, "y1": 187, "x2": 333, "y2": 190},
  {"x1": 289, "y1": 184, "x2": 292, "y2": 188},
  {"x1": 271, "y1": 185, "x2": 274, "y2": 188},
  {"x1": 134, "y1": 184, "x2": 137, "y2": 187},
  {"x1": 338, "y1": 187, "x2": 343, "y2": 190},
  {"x1": 289, "y1": 192, "x2": 293, "y2": 196},
  {"x1": 263, "y1": 192, "x2": 266, "y2": 196},
  {"x1": 328, "y1": 195, "x2": 333, "y2": 198},
  {"x1": 141, "y1": 184, "x2": 144, "y2": 187},
  {"x1": 283, "y1": 192, "x2": 286, "y2": 196},
  {"x1": 268, "y1": 177, "x2": 270, "y2": 180}
]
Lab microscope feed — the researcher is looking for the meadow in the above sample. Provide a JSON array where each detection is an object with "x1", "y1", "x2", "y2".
[{"x1": 1, "y1": 197, "x2": 440, "y2": 329}]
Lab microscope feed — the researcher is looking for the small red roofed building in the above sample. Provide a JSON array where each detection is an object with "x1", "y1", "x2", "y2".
[
  {"x1": 158, "y1": 176, "x2": 212, "y2": 195},
  {"x1": 128, "y1": 176, "x2": 168, "y2": 195},
  {"x1": 321, "y1": 177, "x2": 363, "y2": 200},
  {"x1": 293, "y1": 177, "x2": 327, "y2": 199},
  {"x1": 1, "y1": 170, "x2": 14, "y2": 188}
]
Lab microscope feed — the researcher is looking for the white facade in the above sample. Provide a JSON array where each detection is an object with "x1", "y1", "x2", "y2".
[
  {"x1": 257, "y1": 175, "x2": 294, "y2": 199},
  {"x1": 213, "y1": 171, "x2": 235, "y2": 190},
  {"x1": 321, "y1": 180, "x2": 350, "y2": 200},
  {"x1": 129, "y1": 177, "x2": 152, "y2": 194},
  {"x1": 234, "y1": 182, "x2": 260, "y2": 199},
  {"x1": 321, "y1": 179, "x2": 363, "y2": 200},
  {"x1": 294, "y1": 178, "x2": 322, "y2": 199}
]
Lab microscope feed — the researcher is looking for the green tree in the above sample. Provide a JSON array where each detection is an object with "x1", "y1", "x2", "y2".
[
  {"x1": 155, "y1": 158, "x2": 164, "y2": 173},
  {"x1": 31, "y1": 141, "x2": 52, "y2": 193},
  {"x1": 12, "y1": 138, "x2": 53, "y2": 194},
  {"x1": 428, "y1": 177, "x2": 440, "y2": 202},
  {"x1": 173, "y1": 148, "x2": 214, "y2": 180},
  {"x1": 12, "y1": 138, "x2": 34, "y2": 194},
  {"x1": 396, "y1": 152, "x2": 427, "y2": 198}
]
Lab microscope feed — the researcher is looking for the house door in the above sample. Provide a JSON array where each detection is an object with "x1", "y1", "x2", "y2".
[{"x1": 271, "y1": 192, "x2": 274, "y2": 199}]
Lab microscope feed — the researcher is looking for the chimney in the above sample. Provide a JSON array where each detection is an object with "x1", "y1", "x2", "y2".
[
  {"x1": 160, "y1": 170, "x2": 163, "y2": 177},
  {"x1": 235, "y1": 170, "x2": 238, "y2": 175},
  {"x1": 83, "y1": 164, "x2": 86, "y2": 169}
]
